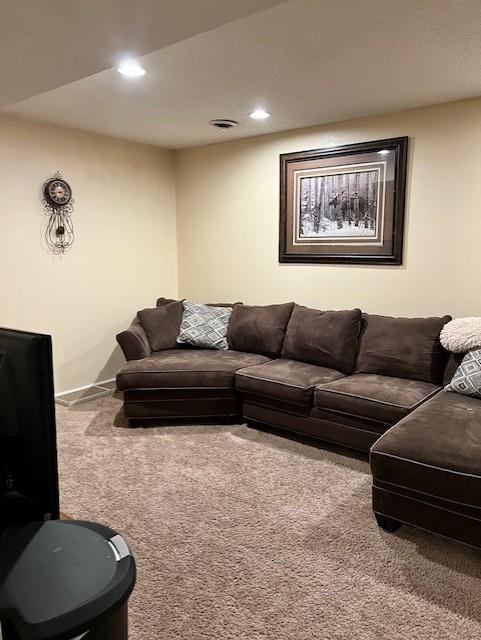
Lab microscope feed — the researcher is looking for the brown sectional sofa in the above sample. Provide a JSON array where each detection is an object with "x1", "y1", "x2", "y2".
[{"x1": 116, "y1": 298, "x2": 481, "y2": 550}]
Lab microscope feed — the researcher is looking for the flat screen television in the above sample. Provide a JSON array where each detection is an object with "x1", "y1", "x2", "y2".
[{"x1": 0, "y1": 328, "x2": 59, "y2": 536}]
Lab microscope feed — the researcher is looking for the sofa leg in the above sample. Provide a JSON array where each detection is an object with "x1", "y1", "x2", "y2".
[{"x1": 375, "y1": 513, "x2": 402, "y2": 532}]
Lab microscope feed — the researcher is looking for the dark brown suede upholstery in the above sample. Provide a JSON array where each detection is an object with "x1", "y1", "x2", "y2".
[
  {"x1": 116, "y1": 296, "x2": 481, "y2": 550},
  {"x1": 227, "y1": 303, "x2": 294, "y2": 357},
  {"x1": 116, "y1": 317, "x2": 151, "y2": 361},
  {"x1": 156, "y1": 296, "x2": 180, "y2": 307},
  {"x1": 371, "y1": 390, "x2": 481, "y2": 504},
  {"x1": 282, "y1": 305, "x2": 361, "y2": 373},
  {"x1": 356, "y1": 313, "x2": 451, "y2": 384},
  {"x1": 443, "y1": 352, "x2": 466, "y2": 386},
  {"x1": 117, "y1": 349, "x2": 269, "y2": 391},
  {"x1": 236, "y1": 358, "x2": 344, "y2": 406},
  {"x1": 315, "y1": 373, "x2": 440, "y2": 426},
  {"x1": 244, "y1": 402, "x2": 384, "y2": 451},
  {"x1": 371, "y1": 391, "x2": 481, "y2": 547},
  {"x1": 138, "y1": 301, "x2": 184, "y2": 352},
  {"x1": 123, "y1": 388, "x2": 240, "y2": 420}
]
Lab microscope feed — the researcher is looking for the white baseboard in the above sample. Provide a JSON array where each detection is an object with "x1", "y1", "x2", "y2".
[
  {"x1": 55, "y1": 378, "x2": 117, "y2": 407},
  {"x1": 55, "y1": 377, "x2": 116, "y2": 398}
]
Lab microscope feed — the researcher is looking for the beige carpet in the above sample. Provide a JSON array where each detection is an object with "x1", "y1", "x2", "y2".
[{"x1": 56, "y1": 396, "x2": 481, "y2": 640}]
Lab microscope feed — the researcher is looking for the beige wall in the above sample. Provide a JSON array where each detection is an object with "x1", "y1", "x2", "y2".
[
  {"x1": 0, "y1": 115, "x2": 177, "y2": 393},
  {"x1": 175, "y1": 98, "x2": 481, "y2": 318},
  {"x1": 3, "y1": 98, "x2": 481, "y2": 392}
]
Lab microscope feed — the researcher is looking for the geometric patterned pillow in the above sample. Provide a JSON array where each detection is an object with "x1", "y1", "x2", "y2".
[
  {"x1": 176, "y1": 300, "x2": 232, "y2": 350},
  {"x1": 445, "y1": 349, "x2": 481, "y2": 398}
]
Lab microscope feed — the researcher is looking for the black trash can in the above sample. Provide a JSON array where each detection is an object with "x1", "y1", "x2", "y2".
[{"x1": 0, "y1": 520, "x2": 136, "y2": 640}]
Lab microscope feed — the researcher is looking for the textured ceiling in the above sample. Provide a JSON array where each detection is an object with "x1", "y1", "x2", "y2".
[
  {"x1": 2, "y1": 0, "x2": 481, "y2": 148},
  {"x1": 0, "y1": 0, "x2": 284, "y2": 106}
]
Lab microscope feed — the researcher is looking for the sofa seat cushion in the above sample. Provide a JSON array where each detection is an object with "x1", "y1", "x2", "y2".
[
  {"x1": 117, "y1": 349, "x2": 270, "y2": 391},
  {"x1": 236, "y1": 358, "x2": 344, "y2": 406},
  {"x1": 371, "y1": 391, "x2": 481, "y2": 508},
  {"x1": 314, "y1": 373, "x2": 440, "y2": 426}
]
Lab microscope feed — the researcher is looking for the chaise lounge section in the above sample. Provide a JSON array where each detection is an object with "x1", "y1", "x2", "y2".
[{"x1": 371, "y1": 387, "x2": 481, "y2": 547}]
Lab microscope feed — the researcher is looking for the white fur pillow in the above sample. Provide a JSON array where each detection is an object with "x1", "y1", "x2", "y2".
[{"x1": 440, "y1": 317, "x2": 481, "y2": 353}]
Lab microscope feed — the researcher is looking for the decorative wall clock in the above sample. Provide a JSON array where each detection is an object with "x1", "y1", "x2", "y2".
[{"x1": 41, "y1": 171, "x2": 75, "y2": 254}]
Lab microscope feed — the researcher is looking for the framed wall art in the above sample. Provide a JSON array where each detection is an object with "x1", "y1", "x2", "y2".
[{"x1": 279, "y1": 137, "x2": 408, "y2": 264}]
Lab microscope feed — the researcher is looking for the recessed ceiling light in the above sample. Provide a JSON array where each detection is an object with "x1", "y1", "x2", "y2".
[
  {"x1": 378, "y1": 149, "x2": 390, "y2": 155},
  {"x1": 249, "y1": 109, "x2": 271, "y2": 120},
  {"x1": 117, "y1": 60, "x2": 146, "y2": 77}
]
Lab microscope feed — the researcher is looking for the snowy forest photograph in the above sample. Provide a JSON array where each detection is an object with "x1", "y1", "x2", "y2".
[
  {"x1": 298, "y1": 169, "x2": 379, "y2": 238},
  {"x1": 279, "y1": 137, "x2": 407, "y2": 264}
]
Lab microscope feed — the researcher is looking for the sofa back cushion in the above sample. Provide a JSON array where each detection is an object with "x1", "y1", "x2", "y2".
[
  {"x1": 156, "y1": 297, "x2": 179, "y2": 307},
  {"x1": 282, "y1": 305, "x2": 361, "y2": 373},
  {"x1": 138, "y1": 301, "x2": 184, "y2": 351},
  {"x1": 356, "y1": 313, "x2": 451, "y2": 384},
  {"x1": 443, "y1": 352, "x2": 466, "y2": 386},
  {"x1": 227, "y1": 302, "x2": 294, "y2": 357}
]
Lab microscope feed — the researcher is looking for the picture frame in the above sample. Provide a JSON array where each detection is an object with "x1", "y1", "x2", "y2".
[{"x1": 279, "y1": 137, "x2": 408, "y2": 264}]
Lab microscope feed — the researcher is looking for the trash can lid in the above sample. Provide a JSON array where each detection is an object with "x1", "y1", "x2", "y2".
[{"x1": 0, "y1": 520, "x2": 136, "y2": 640}]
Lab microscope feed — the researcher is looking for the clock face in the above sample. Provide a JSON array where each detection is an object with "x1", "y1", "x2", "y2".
[{"x1": 44, "y1": 178, "x2": 72, "y2": 206}]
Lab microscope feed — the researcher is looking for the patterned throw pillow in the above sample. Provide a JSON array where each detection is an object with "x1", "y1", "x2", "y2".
[
  {"x1": 445, "y1": 349, "x2": 481, "y2": 398},
  {"x1": 177, "y1": 301, "x2": 232, "y2": 350}
]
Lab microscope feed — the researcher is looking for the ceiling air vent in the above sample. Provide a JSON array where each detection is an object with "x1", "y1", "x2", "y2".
[{"x1": 209, "y1": 119, "x2": 238, "y2": 129}]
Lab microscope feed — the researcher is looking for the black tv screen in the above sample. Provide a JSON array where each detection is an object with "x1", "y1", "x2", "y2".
[{"x1": 0, "y1": 328, "x2": 59, "y2": 535}]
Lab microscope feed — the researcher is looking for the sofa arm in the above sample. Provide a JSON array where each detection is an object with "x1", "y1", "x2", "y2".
[{"x1": 116, "y1": 317, "x2": 151, "y2": 361}]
